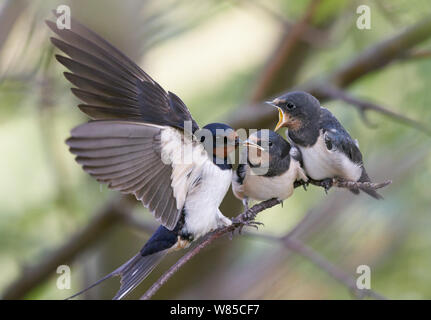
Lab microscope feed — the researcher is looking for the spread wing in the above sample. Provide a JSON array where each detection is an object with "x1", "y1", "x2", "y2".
[
  {"x1": 66, "y1": 120, "x2": 208, "y2": 230},
  {"x1": 319, "y1": 107, "x2": 363, "y2": 165},
  {"x1": 46, "y1": 17, "x2": 199, "y2": 133}
]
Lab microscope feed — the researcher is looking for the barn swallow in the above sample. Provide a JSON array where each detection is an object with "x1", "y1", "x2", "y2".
[
  {"x1": 46, "y1": 16, "x2": 242, "y2": 299},
  {"x1": 232, "y1": 130, "x2": 308, "y2": 209},
  {"x1": 270, "y1": 91, "x2": 382, "y2": 199}
]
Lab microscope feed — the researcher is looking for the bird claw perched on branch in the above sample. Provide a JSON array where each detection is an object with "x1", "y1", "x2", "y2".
[
  {"x1": 294, "y1": 180, "x2": 309, "y2": 191},
  {"x1": 307, "y1": 177, "x2": 392, "y2": 193},
  {"x1": 230, "y1": 201, "x2": 277, "y2": 236},
  {"x1": 231, "y1": 214, "x2": 264, "y2": 235},
  {"x1": 332, "y1": 178, "x2": 392, "y2": 191},
  {"x1": 306, "y1": 178, "x2": 333, "y2": 193},
  {"x1": 235, "y1": 220, "x2": 264, "y2": 235}
]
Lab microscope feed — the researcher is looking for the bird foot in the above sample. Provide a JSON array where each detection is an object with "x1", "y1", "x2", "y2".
[
  {"x1": 231, "y1": 216, "x2": 264, "y2": 235},
  {"x1": 320, "y1": 178, "x2": 334, "y2": 194},
  {"x1": 294, "y1": 180, "x2": 309, "y2": 191}
]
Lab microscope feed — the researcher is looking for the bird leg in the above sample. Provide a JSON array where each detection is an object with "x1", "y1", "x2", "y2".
[{"x1": 242, "y1": 198, "x2": 249, "y2": 211}]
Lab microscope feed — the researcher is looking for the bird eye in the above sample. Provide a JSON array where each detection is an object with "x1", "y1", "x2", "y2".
[
  {"x1": 200, "y1": 136, "x2": 205, "y2": 143},
  {"x1": 286, "y1": 102, "x2": 296, "y2": 110},
  {"x1": 268, "y1": 141, "x2": 273, "y2": 147}
]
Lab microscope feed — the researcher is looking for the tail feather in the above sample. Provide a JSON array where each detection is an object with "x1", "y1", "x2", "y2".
[
  {"x1": 67, "y1": 225, "x2": 179, "y2": 300},
  {"x1": 360, "y1": 187, "x2": 383, "y2": 200},
  {"x1": 112, "y1": 250, "x2": 168, "y2": 300},
  {"x1": 65, "y1": 254, "x2": 135, "y2": 300},
  {"x1": 358, "y1": 168, "x2": 383, "y2": 200},
  {"x1": 349, "y1": 188, "x2": 360, "y2": 195},
  {"x1": 66, "y1": 270, "x2": 117, "y2": 300}
]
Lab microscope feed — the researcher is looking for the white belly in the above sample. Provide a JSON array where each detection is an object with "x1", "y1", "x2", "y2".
[
  {"x1": 183, "y1": 163, "x2": 232, "y2": 239},
  {"x1": 240, "y1": 159, "x2": 304, "y2": 201},
  {"x1": 299, "y1": 135, "x2": 362, "y2": 181}
]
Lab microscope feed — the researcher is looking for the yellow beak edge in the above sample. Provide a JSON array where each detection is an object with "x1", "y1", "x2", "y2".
[{"x1": 274, "y1": 108, "x2": 285, "y2": 131}]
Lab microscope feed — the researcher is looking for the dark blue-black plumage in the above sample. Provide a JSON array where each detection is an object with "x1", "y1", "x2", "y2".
[
  {"x1": 272, "y1": 91, "x2": 382, "y2": 199},
  {"x1": 48, "y1": 13, "x2": 240, "y2": 300}
]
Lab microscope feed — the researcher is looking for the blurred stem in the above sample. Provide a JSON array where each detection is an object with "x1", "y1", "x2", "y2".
[
  {"x1": 245, "y1": 232, "x2": 386, "y2": 300},
  {"x1": 248, "y1": 0, "x2": 324, "y2": 103},
  {"x1": 1, "y1": 196, "x2": 134, "y2": 300},
  {"x1": 0, "y1": 0, "x2": 28, "y2": 56},
  {"x1": 227, "y1": 15, "x2": 431, "y2": 131}
]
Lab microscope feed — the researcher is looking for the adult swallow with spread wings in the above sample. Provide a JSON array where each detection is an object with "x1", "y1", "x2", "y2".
[
  {"x1": 270, "y1": 91, "x2": 382, "y2": 199},
  {"x1": 232, "y1": 130, "x2": 307, "y2": 209},
  {"x1": 46, "y1": 16, "x2": 249, "y2": 299}
]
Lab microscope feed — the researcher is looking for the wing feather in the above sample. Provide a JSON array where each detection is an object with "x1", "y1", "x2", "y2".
[
  {"x1": 67, "y1": 120, "x2": 208, "y2": 230},
  {"x1": 47, "y1": 17, "x2": 199, "y2": 132}
]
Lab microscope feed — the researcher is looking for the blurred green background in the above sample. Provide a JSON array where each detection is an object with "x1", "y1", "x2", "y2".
[{"x1": 0, "y1": 0, "x2": 430, "y2": 300}]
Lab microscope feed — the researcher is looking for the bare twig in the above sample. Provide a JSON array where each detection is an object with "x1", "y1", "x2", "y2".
[
  {"x1": 235, "y1": 0, "x2": 328, "y2": 47},
  {"x1": 295, "y1": 178, "x2": 392, "y2": 193},
  {"x1": 332, "y1": 179, "x2": 392, "y2": 190},
  {"x1": 245, "y1": 232, "x2": 386, "y2": 299},
  {"x1": 139, "y1": 175, "x2": 393, "y2": 300},
  {"x1": 248, "y1": 0, "x2": 323, "y2": 103},
  {"x1": 315, "y1": 85, "x2": 431, "y2": 135},
  {"x1": 1, "y1": 195, "x2": 134, "y2": 300},
  {"x1": 140, "y1": 198, "x2": 281, "y2": 300},
  {"x1": 398, "y1": 49, "x2": 431, "y2": 60},
  {"x1": 0, "y1": 0, "x2": 28, "y2": 54},
  {"x1": 228, "y1": 16, "x2": 431, "y2": 131},
  {"x1": 7, "y1": 8, "x2": 430, "y2": 301}
]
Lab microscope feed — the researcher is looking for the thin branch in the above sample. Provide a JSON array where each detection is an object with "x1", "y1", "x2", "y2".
[
  {"x1": 248, "y1": 0, "x2": 323, "y2": 103},
  {"x1": 9, "y1": 8, "x2": 430, "y2": 300},
  {"x1": 140, "y1": 198, "x2": 282, "y2": 300},
  {"x1": 235, "y1": 0, "x2": 328, "y2": 47},
  {"x1": 398, "y1": 49, "x2": 431, "y2": 61},
  {"x1": 295, "y1": 178, "x2": 392, "y2": 193},
  {"x1": 228, "y1": 15, "x2": 431, "y2": 131},
  {"x1": 140, "y1": 175, "x2": 393, "y2": 300},
  {"x1": 315, "y1": 85, "x2": 431, "y2": 135},
  {"x1": 0, "y1": 0, "x2": 28, "y2": 54},
  {"x1": 332, "y1": 179, "x2": 392, "y2": 190},
  {"x1": 127, "y1": 214, "x2": 387, "y2": 300},
  {"x1": 244, "y1": 231, "x2": 386, "y2": 300},
  {"x1": 1, "y1": 195, "x2": 134, "y2": 299},
  {"x1": 283, "y1": 238, "x2": 386, "y2": 299}
]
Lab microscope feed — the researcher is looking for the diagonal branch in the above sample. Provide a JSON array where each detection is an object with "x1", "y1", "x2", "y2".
[
  {"x1": 139, "y1": 174, "x2": 392, "y2": 300},
  {"x1": 245, "y1": 232, "x2": 386, "y2": 300},
  {"x1": 228, "y1": 15, "x2": 431, "y2": 131},
  {"x1": 140, "y1": 198, "x2": 281, "y2": 300},
  {"x1": 314, "y1": 85, "x2": 431, "y2": 135},
  {"x1": 1, "y1": 195, "x2": 134, "y2": 300},
  {"x1": 248, "y1": 0, "x2": 324, "y2": 103}
]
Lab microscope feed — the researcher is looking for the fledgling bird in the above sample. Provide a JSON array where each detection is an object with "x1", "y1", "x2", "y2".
[
  {"x1": 232, "y1": 130, "x2": 308, "y2": 209},
  {"x1": 270, "y1": 91, "x2": 382, "y2": 199},
  {"x1": 46, "y1": 16, "x2": 243, "y2": 299}
]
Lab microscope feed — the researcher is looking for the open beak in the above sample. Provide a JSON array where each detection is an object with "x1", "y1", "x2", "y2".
[
  {"x1": 265, "y1": 101, "x2": 277, "y2": 107},
  {"x1": 243, "y1": 140, "x2": 264, "y2": 151},
  {"x1": 266, "y1": 100, "x2": 288, "y2": 131},
  {"x1": 274, "y1": 108, "x2": 288, "y2": 131}
]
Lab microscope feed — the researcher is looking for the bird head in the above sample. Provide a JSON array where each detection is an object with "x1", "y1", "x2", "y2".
[
  {"x1": 199, "y1": 123, "x2": 241, "y2": 160},
  {"x1": 244, "y1": 130, "x2": 291, "y2": 170},
  {"x1": 267, "y1": 91, "x2": 320, "y2": 132}
]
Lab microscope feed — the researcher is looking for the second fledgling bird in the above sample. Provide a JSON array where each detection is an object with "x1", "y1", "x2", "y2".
[{"x1": 232, "y1": 130, "x2": 308, "y2": 209}]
